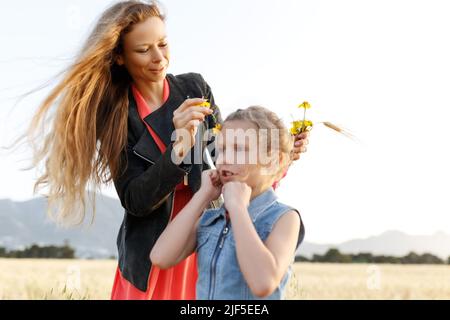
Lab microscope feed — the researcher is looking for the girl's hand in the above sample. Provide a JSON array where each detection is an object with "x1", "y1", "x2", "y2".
[
  {"x1": 199, "y1": 170, "x2": 222, "y2": 202},
  {"x1": 172, "y1": 98, "x2": 213, "y2": 159},
  {"x1": 222, "y1": 181, "x2": 252, "y2": 213},
  {"x1": 291, "y1": 131, "x2": 310, "y2": 162}
]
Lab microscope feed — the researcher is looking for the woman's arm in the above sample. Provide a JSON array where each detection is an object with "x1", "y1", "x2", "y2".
[
  {"x1": 113, "y1": 142, "x2": 191, "y2": 217},
  {"x1": 114, "y1": 98, "x2": 212, "y2": 217}
]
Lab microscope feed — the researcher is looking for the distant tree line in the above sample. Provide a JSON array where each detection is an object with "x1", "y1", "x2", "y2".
[
  {"x1": 296, "y1": 248, "x2": 450, "y2": 265},
  {"x1": 0, "y1": 242, "x2": 75, "y2": 259}
]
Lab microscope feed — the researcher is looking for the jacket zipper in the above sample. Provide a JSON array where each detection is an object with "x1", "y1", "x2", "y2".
[
  {"x1": 135, "y1": 150, "x2": 189, "y2": 186},
  {"x1": 208, "y1": 221, "x2": 230, "y2": 300},
  {"x1": 133, "y1": 150, "x2": 155, "y2": 165}
]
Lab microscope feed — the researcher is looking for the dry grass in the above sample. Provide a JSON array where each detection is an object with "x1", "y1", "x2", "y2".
[
  {"x1": 0, "y1": 259, "x2": 117, "y2": 300},
  {"x1": 286, "y1": 263, "x2": 450, "y2": 300},
  {"x1": 1, "y1": 259, "x2": 450, "y2": 300}
]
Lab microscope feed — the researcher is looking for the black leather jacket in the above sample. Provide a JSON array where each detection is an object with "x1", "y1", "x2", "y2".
[{"x1": 113, "y1": 73, "x2": 222, "y2": 291}]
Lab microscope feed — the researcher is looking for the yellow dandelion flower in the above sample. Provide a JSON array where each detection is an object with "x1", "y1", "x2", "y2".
[
  {"x1": 212, "y1": 123, "x2": 222, "y2": 135},
  {"x1": 198, "y1": 101, "x2": 211, "y2": 108},
  {"x1": 298, "y1": 102, "x2": 311, "y2": 110},
  {"x1": 291, "y1": 120, "x2": 314, "y2": 135}
]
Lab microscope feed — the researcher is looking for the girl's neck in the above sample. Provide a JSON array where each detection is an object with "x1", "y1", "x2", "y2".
[
  {"x1": 250, "y1": 184, "x2": 272, "y2": 201},
  {"x1": 133, "y1": 79, "x2": 165, "y2": 109}
]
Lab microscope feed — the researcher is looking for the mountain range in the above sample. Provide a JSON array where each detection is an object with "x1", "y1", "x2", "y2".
[{"x1": 1, "y1": 196, "x2": 450, "y2": 260}]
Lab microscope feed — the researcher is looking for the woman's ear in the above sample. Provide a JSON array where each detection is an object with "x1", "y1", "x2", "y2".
[{"x1": 116, "y1": 55, "x2": 124, "y2": 66}]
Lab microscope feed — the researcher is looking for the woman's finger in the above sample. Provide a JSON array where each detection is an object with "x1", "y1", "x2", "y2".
[
  {"x1": 295, "y1": 132, "x2": 310, "y2": 140},
  {"x1": 186, "y1": 119, "x2": 201, "y2": 130},
  {"x1": 179, "y1": 106, "x2": 213, "y2": 118},
  {"x1": 177, "y1": 98, "x2": 208, "y2": 113},
  {"x1": 177, "y1": 112, "x2": 207, "y2": 129},
  {"x1": 295, "y1": 139, "x2": 309, "y2": 147}
]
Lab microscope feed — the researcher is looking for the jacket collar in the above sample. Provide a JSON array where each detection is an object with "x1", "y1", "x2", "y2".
[
  {"x1": 131, "y1": 74, "x2": 183, "y2": 163},
  {"x1": 203, "y1": 187, "x2": 278, "y2": 226}
]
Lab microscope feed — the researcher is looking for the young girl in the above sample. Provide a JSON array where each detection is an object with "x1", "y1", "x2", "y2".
[{"x1": 151, "y1": 106, "x2": 305, "y2": 300}]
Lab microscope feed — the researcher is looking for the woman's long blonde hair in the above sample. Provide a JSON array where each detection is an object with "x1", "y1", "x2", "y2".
[{"x1": 25, "y1": 1, "x2": 164, "y2": 226}]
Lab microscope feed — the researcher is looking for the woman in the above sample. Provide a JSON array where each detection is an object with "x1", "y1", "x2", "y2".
[{"x1": 26, "y1": 1, "x2": 309, "y2": 300}]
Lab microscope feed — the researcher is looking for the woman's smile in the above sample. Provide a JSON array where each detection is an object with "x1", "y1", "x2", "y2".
[{"x1": 149, "y1": 66, "x2": 166, "y2": 74}]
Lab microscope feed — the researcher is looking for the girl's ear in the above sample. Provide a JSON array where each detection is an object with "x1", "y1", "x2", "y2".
[{"x1": 260, "y1": 151, "x2": 280, "y2": 178}]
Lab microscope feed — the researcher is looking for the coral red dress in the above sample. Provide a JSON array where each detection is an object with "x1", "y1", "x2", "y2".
[{"x1": 111, "y1": 79, "x2": 197, "y2": 300}]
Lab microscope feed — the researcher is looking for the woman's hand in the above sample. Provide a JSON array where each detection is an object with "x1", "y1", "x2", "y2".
[
  {"x1": 291, "y1": 131, "x2": 310, "y2": 162},
  {"x1": 222, "y1": 181, "x2": 252, "y2": 213},
  {"x1": 173, "y1": 98, "x2": 213, "y2": 160},
  {"x1": 199, "y1": 169, "x2": 222, "y2": 203}
]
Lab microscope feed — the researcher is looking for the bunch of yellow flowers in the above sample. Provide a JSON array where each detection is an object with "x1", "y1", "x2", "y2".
[
  {"x1": 290, "y1": 102, "x2": 314, "y2": 135},
  {"x1": 290, "y1": 101, "x2": 355, "y2": 140}
]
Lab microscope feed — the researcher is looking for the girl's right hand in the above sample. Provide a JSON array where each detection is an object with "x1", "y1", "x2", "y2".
[
  {"x1": 172, "y1": 98, "x2": 213, "y2": 159},
  {"x1": 199, "y1": 169, "x2": 222, "y2": 202}
]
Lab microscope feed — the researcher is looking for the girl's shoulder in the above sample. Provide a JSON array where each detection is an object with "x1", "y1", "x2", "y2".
[{"x1": 263, "y1": 201, "x2": 305, "y2": 248}]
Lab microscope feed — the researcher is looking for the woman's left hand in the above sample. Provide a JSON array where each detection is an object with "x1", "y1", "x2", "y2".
[
  {"x1": 291, "y1": 132, "x2": 310, "y2": 161},
  {"x1": 222, "y1": 181, "x2": 252, "y2": 213}
]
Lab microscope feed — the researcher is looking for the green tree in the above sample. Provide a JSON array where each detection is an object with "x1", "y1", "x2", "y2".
[
  {"x1": 420, "y1": 253, "x2": 444, "y2": 264},
  {"x1": 322, "y1": 248, "x2": 352, "y2": 263},
  {"x1": 295, "y1": 255, "x2": 310, "y2": 262}
]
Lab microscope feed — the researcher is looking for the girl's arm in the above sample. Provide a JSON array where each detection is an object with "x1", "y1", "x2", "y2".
[
  {"x1": 223, "y1": 183, "x2": 301, "y2": 298},
  {"x1": 150, "y1": 191, "x2": 210, "y2": 269},
  {"x1": 230, "y1": 207, "x2": 300, "y2": 298},
  {"x1": 150, "y1": 170, "x2": 222, "y2": 269}
]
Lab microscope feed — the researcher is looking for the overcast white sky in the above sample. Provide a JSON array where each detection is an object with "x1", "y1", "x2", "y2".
[{"x1": 1, "y1": 0, "x2": 449, "y2": 244}]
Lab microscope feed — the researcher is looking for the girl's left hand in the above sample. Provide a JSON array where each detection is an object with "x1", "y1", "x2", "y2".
[
  {"x1": 222, "y1": 181, "x2": 252, "y2": 213},
  {"x1": 291, "y1": 132, "x2": 310, "y2": 161}
]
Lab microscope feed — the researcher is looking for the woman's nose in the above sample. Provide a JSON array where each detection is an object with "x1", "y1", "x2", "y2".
[{"x1": 152, "y1": 48, "x2": 164, "y2": 64}]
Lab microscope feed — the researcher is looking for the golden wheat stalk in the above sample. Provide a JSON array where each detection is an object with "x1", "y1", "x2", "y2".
[{"x1": 319, "y1": 121, "x2": 358, "y2": 141}]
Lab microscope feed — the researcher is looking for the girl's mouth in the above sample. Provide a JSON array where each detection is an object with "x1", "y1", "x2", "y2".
[{"x1": 221, "y1": 170, "x2": 236, "y2": 178}]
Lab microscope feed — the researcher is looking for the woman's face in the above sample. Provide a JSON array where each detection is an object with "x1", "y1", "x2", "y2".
[{"x1": 118, "y1": 17, "x2": 170, "y2": 83}]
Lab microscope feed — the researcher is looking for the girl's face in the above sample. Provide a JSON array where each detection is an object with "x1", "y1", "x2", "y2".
[
  {"x1": 117, "y1": 17, "x2": 170, "y2": 83},
  {"x1": 216, "y1": 120, "x2": 277, "y2": 194}
]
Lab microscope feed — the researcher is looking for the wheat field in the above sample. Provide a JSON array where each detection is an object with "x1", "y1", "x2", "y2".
[{"x1": 1, "y1": 259, "x2": 450, "y2": 300}]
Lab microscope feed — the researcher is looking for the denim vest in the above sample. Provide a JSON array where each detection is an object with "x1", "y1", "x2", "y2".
[{"x1": 196, "y1": 188, "x2": 305, "y2": 300}]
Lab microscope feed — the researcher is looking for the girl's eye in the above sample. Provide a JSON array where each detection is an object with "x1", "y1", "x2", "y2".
[
  {"x1": 137, "y1": 48, "x2": 149, "y2": 53},
  {"x1": 159, "y1": 42, "x2": 168, "y2": 48}
]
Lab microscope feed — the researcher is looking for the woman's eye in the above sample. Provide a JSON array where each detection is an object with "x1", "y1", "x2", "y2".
[
  {"x1": 159, "y1": 43, "x2": 168, "y2": 48},
  {"x1": 137, "y1": 48, "x2": 149, "y2": 53}
]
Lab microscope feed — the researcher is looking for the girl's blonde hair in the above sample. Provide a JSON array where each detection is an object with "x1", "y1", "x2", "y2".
[
  {"x1": 25, "y1": 1, "x2": 164, "y2": 226},
  {"x1": 224, "y1": 106, "x2": 294, "y2": 183}
]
